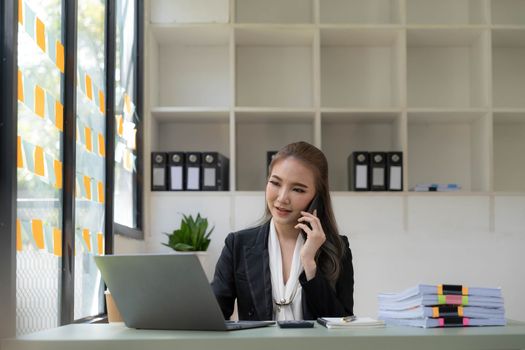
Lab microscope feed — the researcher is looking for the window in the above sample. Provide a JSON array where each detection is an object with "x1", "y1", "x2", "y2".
[
  {"x1": 74, "y1": 0, "x2": 106, "y2": 320},
  {"x1": 114, "y1": 0, "x2": 142, "y2": 237},
  {"x1": 10, "y1": 0, "x2": 143, "y2": 334},
  {"x1": 16, "y1": 0, "x2": 64, "y2": 334}
]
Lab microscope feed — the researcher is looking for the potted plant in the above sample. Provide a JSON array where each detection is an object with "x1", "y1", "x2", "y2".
[{"x1": 163, "y1": 213, "x2": 214, "y2": 252}]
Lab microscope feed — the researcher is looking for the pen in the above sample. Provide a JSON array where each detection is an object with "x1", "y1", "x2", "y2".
[{"x1": 342, "y1": 315, "x2": 356, "y2": 322}]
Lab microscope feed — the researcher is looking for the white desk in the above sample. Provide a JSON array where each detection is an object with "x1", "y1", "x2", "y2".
[{"x1": 3, "y1": 321, "x2": 525, "y2": 350}]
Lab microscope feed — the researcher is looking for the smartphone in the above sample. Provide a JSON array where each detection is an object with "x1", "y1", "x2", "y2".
[{"x1": 301, "y1": 195, "x2": 321, "y2": 239}]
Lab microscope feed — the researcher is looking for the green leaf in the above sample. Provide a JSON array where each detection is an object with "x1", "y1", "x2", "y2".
[
  {"x1": 163, "y1": 213, "x2": 214, "y2": 251},
  {"x1": 173, "y1": 243, "x2": 195, "y2": 251}
]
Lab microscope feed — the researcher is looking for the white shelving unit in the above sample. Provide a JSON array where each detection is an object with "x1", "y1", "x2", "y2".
[
  {"x1": 235, "y1": 27, "x2": 315, "y2": 108},
  {"x1": 491, "y1": 0, "x2": 525, "y2": 26},
  {"x1": 137, "y1": 2, "x2": 525, "y2": 320},
  {"x1": 491, "y1": 26, "x2": 525, "y2": 192},
  {"x1": 235, "y1": 109, "x2": 315, "y2": 191},
  {"x1": 320, "y1": 28, "x2": 403, "y2": 108},
  {"x1": 407, "y1": 28, "x2": 489, "y2": 109},
  {"x1": 149, "y1": 0, "x2": 230, "y2": 24},
  {"x1": 407, "y1": 111, "x2": 491, "y2": 192},
  {"x1": 492, "y1": 29, "x2": 525, "y2": 108},
  {"x1": 406, "y1": 0, "x2": 489, "y2": 25},
  {"x1": 152, "y1": 26, "x2": 231, "y2": 107},
  {"x1": 235, "y1": 0, "x2": 314, "y2": 24},
  {"x1": 321, "y1": 111, "x2": 404, "y2": 191},
  {"x1": 493, "y1": 112, "x2": 525, "y2": 192},
  {"x1": 145, "y1": 0, "x2": 525, "y2": 194},
  {"x1": 320, "y1": 0, "x2": 403, "y2": 25}
]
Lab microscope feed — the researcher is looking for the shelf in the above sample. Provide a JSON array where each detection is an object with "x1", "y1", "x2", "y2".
[
  {"x1": 321, "y1": 111, "x2": 403, "y2": 191},
  {"x1": 234, "y1": 26, "x2": 315, "y2": 45},
  {"x1": 152, "y1": 117, "x2": 230, "y2": 158},
  {"x1": 494, "y1": 191, "x2": 525, "y2": 196},
  {"x1": 407, "y1": 111, "x2": 491, "y2": 192},
  {"x1": 142, "y1": 2, "x2": 525, "y2": 318},
  {"x1": 407, "y1": 110, "x2": 490, "y2": 122},
  {"x1": 321, "y1": 110, "x2": 401, "y2": 122},
  {"x1": 235, "y1": 0, "x2": 313, "y2": 24},
  {"x1": 492, "y1": 28, "x2": 525, "y2": 46},
  {"x1": 151, "y1": 107, "x2": 230, "y2": 122},
  {"x1": 406, "y1": 191, "x2": 493, "y2": 196},
  {"x1": 150, "y1": 191, "x2": 234, "y2": 197},
  {"x1": 406, "y1": 0, "x2": 488, "y2": 25},
  {"x1": 492, "y1": 29, "x2": 525, "y2": 108},
  {"x1": 235, "y1": 27, "x2": 314, "y2": 108},
  {"x1": 149, "y1": 0, "x2": 229, "y2": 24},
  {"x1": 235, "y1": 114, "x2": 314, "y2": 191},
  {"x1": 151, "y1": 26, "x2": 231, "y2": 108},
  {"x1": 145, "y1": 1, "x2": 525, "y2": 201},
  {"x1": 234, "y1": 108, "x2": 315, "y2": 123},
  {"x1": 407, "y1": 28, "x2": 488, "y2": 45},
  {"x1": 407, "y1": 28, "x2": 489, "y2": 108},
  {"x1": 151, "y1": 25, "x2": 230, "y2": 45},
  {"x1": 320, "y1": 28, "x2": 403, "y2": 108},
  {"x1": 493, "y1": 112, "x2": 525, "y2": 192},
  {"x1": 149, "y1": 190, "x2": 514, "y2": 198},
  {"x1": 319, "y1": 0, "x2": 402, "y2": 25},
  {"x1": 494, "y1": 108, "x2": 525, "y2": 113},
  {"x1": 321, "y1": 107, "x2": 402, "y2": 114},
  {"x1": 491, "y1": 0, "x2": 525, "y2": 26}
]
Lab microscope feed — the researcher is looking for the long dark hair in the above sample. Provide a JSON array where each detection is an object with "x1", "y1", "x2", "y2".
[{"x1": 264, "y1": 141, "x2": 346, "y2": 286}]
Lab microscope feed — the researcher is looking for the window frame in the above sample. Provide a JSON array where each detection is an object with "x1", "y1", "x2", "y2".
[
  {"x1": 60, "y1": 0, "x2": 78, "y2": 325},
  {"x1": 0, "y1": 0, "x2": 18, "y2": 339},
  {"x1": 4, "y1": 0, "x2": 144, "y2": 329},
  {"x1": 112, "y1": 0, "x2": 144, "y2": 241}
]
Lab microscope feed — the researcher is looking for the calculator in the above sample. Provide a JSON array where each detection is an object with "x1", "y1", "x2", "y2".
[{"x1": 277, "y1": 320, "x2": 315, "y2": 328}]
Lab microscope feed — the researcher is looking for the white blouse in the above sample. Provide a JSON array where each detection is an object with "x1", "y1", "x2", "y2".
[{"x1": 268, "y1": 219, "x2": 305, "y2": 320}]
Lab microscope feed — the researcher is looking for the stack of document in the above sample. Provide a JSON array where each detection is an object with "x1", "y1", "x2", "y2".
[{"x1": 378, "y1": 284, "x2": 505, "y2": 328}]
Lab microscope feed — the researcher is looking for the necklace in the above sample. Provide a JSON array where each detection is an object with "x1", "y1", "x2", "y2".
[{"x1": 274, "y1": 281, "x2": 300, "y2": 313}]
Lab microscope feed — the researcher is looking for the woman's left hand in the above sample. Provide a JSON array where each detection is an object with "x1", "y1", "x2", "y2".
[{"x1": 295, "y1": 209, "x2": 326, "y2": 280}]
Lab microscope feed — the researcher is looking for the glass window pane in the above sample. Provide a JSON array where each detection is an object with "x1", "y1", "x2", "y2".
[
  {"x1": 75, "y1": 0, "x2": 106, "y2": 320},
  {"x1": 16, "y1": 0, "x2": 63, "y2": 335},
  {"x1": 114, "y1": 0, "x2": 138, "y2": 228}
]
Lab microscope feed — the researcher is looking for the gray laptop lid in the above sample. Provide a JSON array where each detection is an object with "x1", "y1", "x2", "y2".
[{"x1": 94, "y1": 254, "x2": 231, "y2": 331}]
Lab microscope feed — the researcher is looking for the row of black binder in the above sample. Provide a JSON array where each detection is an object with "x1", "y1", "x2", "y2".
[
  {"x1": 348, "y1": 151, "x2": 403, "y2": 191},
  {"x1": 151, "y1": 152, "x2": 229, "y2": 191}
]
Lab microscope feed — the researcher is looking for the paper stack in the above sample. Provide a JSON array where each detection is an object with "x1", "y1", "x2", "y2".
[{"x1": 378, "y1": 284, "x2": 505, "y2": 328}]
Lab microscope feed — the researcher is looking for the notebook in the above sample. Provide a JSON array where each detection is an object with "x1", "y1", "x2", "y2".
[
  {"x1": 317, "y1": 317, "x2": 385, "y2": 329},
  {"x1": 94, "y1": 253, "x2": 274, "y2": 331}
]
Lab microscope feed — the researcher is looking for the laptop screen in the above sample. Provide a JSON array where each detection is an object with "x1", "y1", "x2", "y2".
[{"x1": 95, "y1": 253, "x2": 229, "y2": 330}]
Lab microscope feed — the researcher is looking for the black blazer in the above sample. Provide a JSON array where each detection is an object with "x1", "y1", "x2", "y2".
[{"x1": 211, "y1": 221, "x2": 354, "y2": 320}]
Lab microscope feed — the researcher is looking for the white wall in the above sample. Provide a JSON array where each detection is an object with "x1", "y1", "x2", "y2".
[
  {"x1": 114, "y1": 234, "x2": 148, "y2": 254},
  {"x1": 116, "y1": 192, "x2": 525, "y2": 321},
  {"x1": 347, "y1": 197, "x2": 525, "y2": 322}
]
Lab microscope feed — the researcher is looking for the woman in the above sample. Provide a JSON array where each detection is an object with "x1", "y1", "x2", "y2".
[{"x1": 212, "y1": 141, "x2": 354, "y2": 320}]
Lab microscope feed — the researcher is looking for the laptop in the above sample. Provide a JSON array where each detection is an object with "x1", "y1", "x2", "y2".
[{"x1": 94, "y1": 253, "x2": 274, "y2": 331}]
